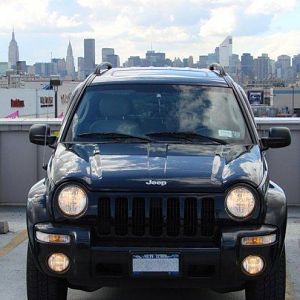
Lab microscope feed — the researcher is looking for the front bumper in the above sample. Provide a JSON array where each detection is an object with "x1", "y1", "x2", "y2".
[{"x1": 31, "y1": 223, "x2": 280, "y2": 292}]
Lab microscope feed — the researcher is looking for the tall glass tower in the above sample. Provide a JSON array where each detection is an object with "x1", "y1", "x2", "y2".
[{"x1": 84, "y1": 39, "x2": 95, "y2": 77}]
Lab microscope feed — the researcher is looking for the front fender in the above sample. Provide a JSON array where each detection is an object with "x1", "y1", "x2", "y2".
[
  {"x1": 264, "y1": 180, "x2": 287, "y2": 256},
  {"x1": 27, "y1": 179, "x2": 52, "y2": 247}
]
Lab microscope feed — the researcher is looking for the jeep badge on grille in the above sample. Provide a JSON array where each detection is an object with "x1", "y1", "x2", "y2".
[{"x1": 145, "y1": 179, "x2": 167, "y2": 186}]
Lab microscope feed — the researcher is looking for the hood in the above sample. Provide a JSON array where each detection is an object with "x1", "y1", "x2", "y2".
[{"x1": 49, "y1": 143, "x2": 265, "y2": 192}]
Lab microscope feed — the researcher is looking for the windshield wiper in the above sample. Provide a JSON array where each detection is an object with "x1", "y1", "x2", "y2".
[
  {"x1": 145, "y1": 131, "x2": 227, "y2": 145},
  {"x1": 77, "y1": 132, "x2": 152, "y2": 142}
]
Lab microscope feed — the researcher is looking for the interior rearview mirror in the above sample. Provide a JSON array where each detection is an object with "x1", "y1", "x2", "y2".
[
  {"x1": 261, "y1": 127, "x2": 291, "y2": 150},
  {"x1": 29, "y1": 124, "x2": 57, "y2": 146}
]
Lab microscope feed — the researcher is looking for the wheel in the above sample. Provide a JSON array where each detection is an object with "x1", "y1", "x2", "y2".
[
  {"x1": 27, "y1": 244, "x2": 68, "y2": 300},
  {"x1": 245, "y1": 246, "x2": 286, "y2": 300}
]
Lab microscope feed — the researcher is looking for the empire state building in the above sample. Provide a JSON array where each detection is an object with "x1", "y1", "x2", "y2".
[{"x1": 8, "y1": 29, "x2": 19, "y2": 69}]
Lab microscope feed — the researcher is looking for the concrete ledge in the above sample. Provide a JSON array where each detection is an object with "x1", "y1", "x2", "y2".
[
  {"x1": 255, "y1": 117, "x2": 300, "y2": 125},
  {"x1": 0, "y1": 118, "x2": 62, "y2": 126},
  {"x1": 0, "y1": 221, "x2": 9, "y2": 234}
]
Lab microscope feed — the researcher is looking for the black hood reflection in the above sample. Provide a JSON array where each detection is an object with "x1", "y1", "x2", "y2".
[{"x1": 49, "y1": 143, "x2": 264, "y2": 192}]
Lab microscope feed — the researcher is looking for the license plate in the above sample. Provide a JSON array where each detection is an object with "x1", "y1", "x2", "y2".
[{"x1": 132, "y1": 254, "x2": 179, "y2": 276}]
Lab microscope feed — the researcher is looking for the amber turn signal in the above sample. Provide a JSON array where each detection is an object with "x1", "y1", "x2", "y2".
[
  {"x1": 241, "y1": 234, "x2": 276, "y2": 246},
  {"x1": 36, "y1": 231, "x2": 71, "y2": 244}
]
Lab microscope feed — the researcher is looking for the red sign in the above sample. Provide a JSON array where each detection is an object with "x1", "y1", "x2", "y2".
[{"x1": 11, "y1": 99, "x2": 25, "y2": 108}]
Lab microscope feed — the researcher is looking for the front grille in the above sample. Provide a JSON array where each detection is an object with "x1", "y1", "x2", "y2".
[{"x1": 97, "y1": 194, "x2": 215, "y2": 241}]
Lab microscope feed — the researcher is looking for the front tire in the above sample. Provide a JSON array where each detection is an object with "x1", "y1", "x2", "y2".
[
  {"x1": 245, "y1": 247, "x2": 286, "y2": 300},
  {"x1": 27, "y1": 245, "x2": 68, "y2": 300}
]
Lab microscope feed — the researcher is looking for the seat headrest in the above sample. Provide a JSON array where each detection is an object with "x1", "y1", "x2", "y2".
[{"x1": 98, "y1": 96, "x2": 131, "y2": 118}]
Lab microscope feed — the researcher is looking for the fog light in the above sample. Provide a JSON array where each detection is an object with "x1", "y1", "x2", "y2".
[
  {"x1": 48, "y1": 253, "x2": 70, "y2": 273},
  {"x1": 242, "y1": 255, "x2": 264, "y2": 275},
  {"x1": 241, "y1": 234, "x2": 276, "y2": 246},
  {"x1": 36, "y1": 231, "x2": 70, "y2": 244}
]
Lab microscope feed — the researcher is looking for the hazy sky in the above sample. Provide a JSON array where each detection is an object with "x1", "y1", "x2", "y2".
[{"x1": 0, "y1": 0, "x2": 300, "y2": 65}]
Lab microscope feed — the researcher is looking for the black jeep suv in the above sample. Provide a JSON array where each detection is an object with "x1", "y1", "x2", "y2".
[{"x1": 27, "y1": 63, "x2": 291, "y2": 300}]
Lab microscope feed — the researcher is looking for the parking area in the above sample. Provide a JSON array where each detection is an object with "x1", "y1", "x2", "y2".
[{"x1": 0, "y1": 207, "x2": 298, "y2": 300}]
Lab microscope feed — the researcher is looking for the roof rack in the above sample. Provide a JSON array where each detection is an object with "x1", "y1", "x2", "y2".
[
  {"x1": 208, "y1": 63, "x2": 226, "y2": 76},
  {"x1": 94, "y1": 62, "x2": 113, "y2": 75}
]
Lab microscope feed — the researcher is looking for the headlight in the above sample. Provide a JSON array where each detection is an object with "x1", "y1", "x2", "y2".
[
  {"x1": 225, "y1": 186, "x2": 256, "y2": 219},
  {"x1": 57, "y1": 184, "x2": 88, "y2": 217}
]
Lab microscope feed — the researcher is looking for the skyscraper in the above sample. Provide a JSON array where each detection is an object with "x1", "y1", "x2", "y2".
[
  {"x1": 16, "y1": 61, "x2": 26, "y2": 74},
  {"x1": 66, "y1": 41, "x2": 75, "y2": 78},
  {"x1": 0, "y1": 62, "x2": 8, "y2": 75},
  {"x1": 198, "y1": 55, "x2": 208, "y2": 68},
  {"x1": 106, "y1": 54, "x2": 120, "y2": 68},
  {"x1": 228, "y1": 54, "x2": 240, "y2": 80},
  {"x1": 218, "y1": 36, "x2": 232, "y2": 67},
  {"x1": 127, "y1": 56, "x2": 142, "y2": 67},
  {"x1": 241, "y1": 53, "x2": 254, "y2": 81},
  {"x1": 255, "y1": 54, "x2": 271, "y2": 81},
  {"x1": 8, "y1": 29, "x2": 19, "y2": 69},
  {"x1": 77, "y1": 57, "x2": 85, "y2": 80},
  {"x1": 292, "y1": 54, "x2": 300, "y2": 75},
  {"x1": 207, "y1": 53, "x2": 217, "y2": 65},
  {"x1": 276, "y1": 55, "x2": 291, "y2": 80},
  {"x1": 102, "y1": 48, "x2": 120, "y2": 68},
  {"x1": 33, "y1": 62, "x2": 52, "y2": 77},
  {"x1": 214, "y1": 47, "x2": 220, "y2": 64},
  {"x1": 183, "y1": 56, "x2": 194, "y2": 68},
  {"x1": 173, "y1": 58, "x2": 183, "y2": 67},
  {"x1": 84, "y1": 39, "x2": 95, "y2": 77},
  {"x1": 145, "y1": 50, "x2": 166, "y2": 67},
  {"x1": 102, "y1": 48, "x2": 114, "y2": 62},
  {"x1": 51, "y1": 58, "x2": 66, "y2": 77}
]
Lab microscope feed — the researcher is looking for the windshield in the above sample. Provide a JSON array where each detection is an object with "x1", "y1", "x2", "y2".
[{"x1": 64, "y1": 84, "x2": 252, "y2": 144}]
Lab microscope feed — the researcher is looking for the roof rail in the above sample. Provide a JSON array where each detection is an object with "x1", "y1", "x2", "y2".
[
  {"x1": 208, "y1": 63, "x2": 226, "y2": 76},
  {"x1": 94, "y1": 62, "x2": 113, "y2": 75}
]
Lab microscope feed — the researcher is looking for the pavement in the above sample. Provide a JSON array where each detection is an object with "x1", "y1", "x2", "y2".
[{"x1": 0, "y1": 206, "x2": 299, "y2": 300}]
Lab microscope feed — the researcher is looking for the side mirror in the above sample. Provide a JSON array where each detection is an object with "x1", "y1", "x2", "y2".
[
  {"x1": 29, "y1": 124, "x2": 57, "y2": 146},
  {"x1": 261, "y1": 127, "x2": 291, "y2": 149}
]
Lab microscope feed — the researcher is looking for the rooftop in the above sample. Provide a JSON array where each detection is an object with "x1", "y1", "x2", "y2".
[{"x1": 91, "y1": 67, "x2": 229, "y2": 87}]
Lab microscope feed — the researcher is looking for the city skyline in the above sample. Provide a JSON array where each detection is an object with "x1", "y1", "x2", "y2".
[
  {"x1": 0, "y1": 0, "x2": 299, "y2": 64},
  {"x1": 1, "y1": 30, "x2": 300, "y2": 68},
  {"x1": 2, "y1": 31, "x2": 300, "y2": 86}
]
